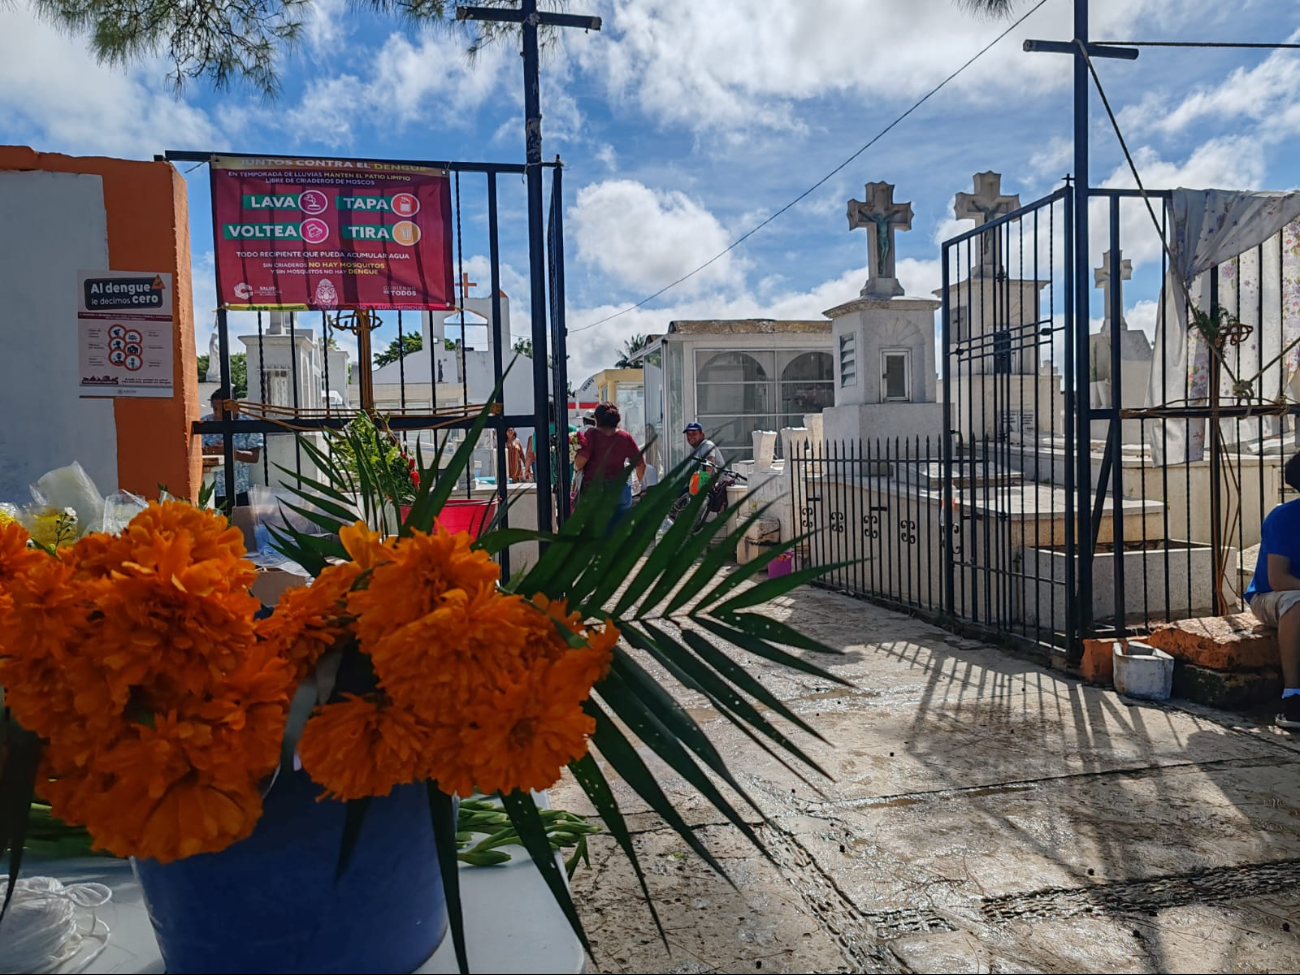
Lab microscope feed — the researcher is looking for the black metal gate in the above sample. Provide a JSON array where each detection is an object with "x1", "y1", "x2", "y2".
[{"x1": 939, "y1": 186, "x2": 1079, "y2": 653}]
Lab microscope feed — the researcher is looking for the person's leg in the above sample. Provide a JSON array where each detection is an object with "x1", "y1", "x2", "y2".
[
  {"x1": 611, "y1": 483, "x2": 634, "y2": 528},
  {"x1": 1253, "y1": 592, "x2": 1300, "y2": 728},
  {"x1": 1279, "y1": 602, "x2": 1300, "y2": 690}
]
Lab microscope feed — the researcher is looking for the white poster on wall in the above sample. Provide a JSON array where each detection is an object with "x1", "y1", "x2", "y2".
[{"x1": 78, "y1": 270, "x2": 174, "y2": 398}]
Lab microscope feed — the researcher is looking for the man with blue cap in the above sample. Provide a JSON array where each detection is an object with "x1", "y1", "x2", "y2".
[{"x1": 683, "y1": 421, "x2": 724, "y2": 470}]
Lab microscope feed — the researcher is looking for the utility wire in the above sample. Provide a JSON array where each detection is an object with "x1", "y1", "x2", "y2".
[
  {"x1": 568, "y1": 0, "x2": 1054, "y2": 334},
  {"x1": 1097, "y1": 41, "x2": 1300, "y2": 49}
]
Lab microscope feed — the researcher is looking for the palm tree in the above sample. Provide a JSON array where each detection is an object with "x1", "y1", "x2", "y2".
[{"x1": 615, "y1": 334, "x2": 650, "y2": 369}]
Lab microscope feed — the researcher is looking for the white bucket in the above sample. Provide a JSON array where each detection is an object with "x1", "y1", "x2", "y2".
[{"x1": 1112, "y1": 640, "x2": 1175, "y2": 701}]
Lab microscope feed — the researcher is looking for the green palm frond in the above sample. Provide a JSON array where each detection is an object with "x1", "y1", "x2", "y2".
[{"x1": 217, "y1": 395, "x2": 850, "y2": 972}]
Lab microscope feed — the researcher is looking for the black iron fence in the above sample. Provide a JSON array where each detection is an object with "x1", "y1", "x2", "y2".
[{"x1": 793, "y1": 184, "x2": 1300, "y2": 660}]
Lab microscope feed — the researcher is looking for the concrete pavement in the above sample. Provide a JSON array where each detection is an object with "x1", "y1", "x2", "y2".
[{"x1": 554, "y1": 586, "x2": 1300, "y2": 974}]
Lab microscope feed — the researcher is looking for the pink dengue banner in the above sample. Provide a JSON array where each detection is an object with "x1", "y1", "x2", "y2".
[{"x1": 211, "y1": 155, "x2": 455, "y2": 311}]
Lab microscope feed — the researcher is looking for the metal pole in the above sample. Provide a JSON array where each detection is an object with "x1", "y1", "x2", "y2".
[
  {"x1": 1108, "y1": 197, "x2": 1126, "y2": 632},
  {"x1": 549, "y1": 162, "x2": 573, "y2": 523},
  {"x1": 216, "y1": 307, "x2": 237, "y2": 507},
  {"x1": 1209, "y1": 268, "x2": 1226, "y2": 614},
  {"x1": 1072, "y1": 0, "x2": 1095, "y2": 647},
  {"x1": 488, "y1": 174, "x2": 511, "y2": 581},
  {"x1": 941, "y1": 249, "x2": 956, "y2": 619},
  {"x1": 522, "y1": 0, "x2": 554, "y2": 533}
]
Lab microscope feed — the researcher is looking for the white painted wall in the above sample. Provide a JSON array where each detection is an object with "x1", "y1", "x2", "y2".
[{"x1": 0, "y1": 171, "x2": 118, "y2": 501}]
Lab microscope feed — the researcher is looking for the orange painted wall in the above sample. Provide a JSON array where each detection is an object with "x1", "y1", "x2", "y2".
[{"x1": 0, "y1": 147, "x2": 200, "y2": 500}]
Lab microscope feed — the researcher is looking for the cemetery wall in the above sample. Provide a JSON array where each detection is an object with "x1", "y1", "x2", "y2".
[{"x1": 0, "y1": 147, "x2": 200, "y2": 501}]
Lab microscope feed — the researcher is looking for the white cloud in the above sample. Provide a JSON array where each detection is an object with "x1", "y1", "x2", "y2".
[
  {"x1": 569, "y1": 179, "x2": 743, "y2": 292},
  {"x1": 284, "y1": 29, "x2": 512, "y2": 146},
  {"x1": 1029, "y1": 137, "x2": 1073, "y2": 180},
  {"x1": 1086, "y1": 137, "x2": 1268, "y2": 271},
  {"x1": 304, "y1": 0, "x2": 352, "y2": 52},
  {"x1": 1122, "y1": 38, "x2": 1300, "y2": 143},
  {"x1": 0, "y1": 9, "x2": 219, "y2": 158},
  {"x1": 579, "y1": 0, "x2": 1210, "y2": 138}
]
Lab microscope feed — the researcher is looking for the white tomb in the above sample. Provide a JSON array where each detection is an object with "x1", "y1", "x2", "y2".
[
  {"x1": 823, "y1": 181, "x2": 942, "y2": 447},
  {"x1": 1089, "y1": 249, "x2": 1153, "y2": 442}
]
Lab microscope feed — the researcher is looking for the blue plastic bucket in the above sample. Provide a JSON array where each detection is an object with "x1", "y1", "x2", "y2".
[{"x1": 133, "y1": 770, "x2": 446, "y2": 974}]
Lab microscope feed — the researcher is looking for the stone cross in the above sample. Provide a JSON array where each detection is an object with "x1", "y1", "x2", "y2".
[
  {"x1": 847, "y1": 181, "x2": 913, "y2": 298},
  {"x1": 456, "y1": 271, "x2": 478, "y2": 299},
  {"x1": 1094, "y1": 249, "x2": 1132, "y2": 330},
  {"x1": 954, "y1": 171, "x2": 1020, "y2": 273}
]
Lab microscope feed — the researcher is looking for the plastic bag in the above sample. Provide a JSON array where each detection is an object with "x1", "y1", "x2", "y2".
[
  {"x1": 102, "y1": 490, "x2": 148, "y2": 535},
  {"x1": 245, "y1": 486, "x2": 282, "y2": 560},
  {"x1": 31, "y1": 463, "x2": 104, "y2": 535}
]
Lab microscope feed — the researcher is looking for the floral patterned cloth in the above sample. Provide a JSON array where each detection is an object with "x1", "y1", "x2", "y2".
[{"x1": 1148, "y1": 189, "x2": 1300, "y2": 464}]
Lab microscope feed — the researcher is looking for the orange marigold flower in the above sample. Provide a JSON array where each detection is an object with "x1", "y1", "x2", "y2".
[
  {"x1": 90, "y1": 574, "x2": 261, "y2": 709},
  {"x1": 39, "y1": 716, "x2": 268, "y2": 862},
  {"x1": 0, "y1": 556, "x2": 107, "y2": 741},
  {"x1": 367, "y1": 586, "x2": 528, "y2": 718},
  {"x1": 338, "y1": 522, "x2": 393, "y2": 571},
  {"x1": 504, "y1": 595, "x2": 618, "y2": 692},
  {"x1": 0, "y1": 520, "x2": 41, "y2": 583},
  {"x1": 60, "y1": 530, "x2": 129, "y2": 582},
  {"x1": 132, "y1": 775, "x2": 264, "y2": 862},
  {"x1": 348, "y1": 526, "x2": 500, "y2": 649},
  {"x1": 432, "y1": 665, "x2": 597, "y2": 797},
  {"x1": 257, "y1": 561, "x2": 360, "y2": 678},
  {"x1": 188, "y1": 642, "x2": 296, "y2": 781},
  {"x1": 298, "y1": 694, "x2": 432, "y2": 801}
]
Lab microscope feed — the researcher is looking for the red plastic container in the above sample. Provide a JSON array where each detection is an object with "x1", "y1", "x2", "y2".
[
  {"x1": 398, "y1": 500, "x2": 498, "y2": 539},
  {"x1": 767, "y1": 552, "x2": 794, "y2": 580},
  {"x1": 435, "y1": 499, "x2": 498, "y2": 539}
]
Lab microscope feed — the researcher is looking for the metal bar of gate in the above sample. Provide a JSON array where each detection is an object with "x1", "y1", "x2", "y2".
[
  {"x1": 1108, "y1": 195, "x2": 1127, "y2": 631},
  {"x1": 1062, "y1": 188, "x2": 1077, "y2": 654},
  {"x1": 488, "y1": 174, "x2": 511, "y2": 581}
]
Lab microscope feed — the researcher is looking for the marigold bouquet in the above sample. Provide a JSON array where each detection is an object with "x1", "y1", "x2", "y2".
[
  {"x1": 1, "y1": 401, "x2": 845, "y2": 974},
  {"x1": 0, "y1": 504, "x2": 616, "y2": 867}
]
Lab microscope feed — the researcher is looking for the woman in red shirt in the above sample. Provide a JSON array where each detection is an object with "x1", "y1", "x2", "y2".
[{"x1": 573, "y1": 402, "x2": 645, "y2": 526}]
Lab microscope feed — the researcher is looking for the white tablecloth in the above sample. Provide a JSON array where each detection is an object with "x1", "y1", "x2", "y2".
[{"x1": 36, "y1": 855, "x2": 585, "y2": 974}]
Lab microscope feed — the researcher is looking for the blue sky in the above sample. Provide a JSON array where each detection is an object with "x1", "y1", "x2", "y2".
[{"x1": 1, "y1": 0, "x2": 1296, "y2": 380}]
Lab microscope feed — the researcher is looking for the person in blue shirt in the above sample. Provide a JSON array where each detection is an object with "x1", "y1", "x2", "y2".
[
  {"x1": 1245, "y1": 452, "x2": 1300, "y2": 729},
  {"x1": 201, "y1": 388, "x2": 263, "y2": 511}
]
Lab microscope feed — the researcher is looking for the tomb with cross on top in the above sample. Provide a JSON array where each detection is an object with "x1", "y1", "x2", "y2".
[
  {"x1": 940, "y1": 171, "x2": 1064, "y2": 444},
  {"x1": 1088, "y1": 248, "x2": 1153, "y2": 441}
]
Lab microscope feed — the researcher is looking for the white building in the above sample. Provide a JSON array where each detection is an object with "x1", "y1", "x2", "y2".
[
  {"x1": 640, "y1": 319, "x2": 835, "y2": 467},
  {"x1": 356, "y1": 291, "x2": 548, "y2": 480}
]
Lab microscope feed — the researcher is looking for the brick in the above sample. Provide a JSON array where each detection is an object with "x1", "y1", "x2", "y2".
[
  {"x1": 1079, "y1": 638, "x2": 1119, "y2": 685},
  {"x1": 1171, "y1": 662, "x2": 1282, "y2": 709},
  {"x1": 1145, "y1": 613, "x2": 1278, "y2": 672}
]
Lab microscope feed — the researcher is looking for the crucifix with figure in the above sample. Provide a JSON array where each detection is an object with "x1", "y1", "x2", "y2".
[
  {"x1": 954, "y1": 171, "x2": 1020, "y2": 275},
  {"x1": 848, "y1": 181, "x2": 913, "y2": 298},
  {"x1": 1094, "y1": 249, "x2": 1131, "y2": 331}
]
